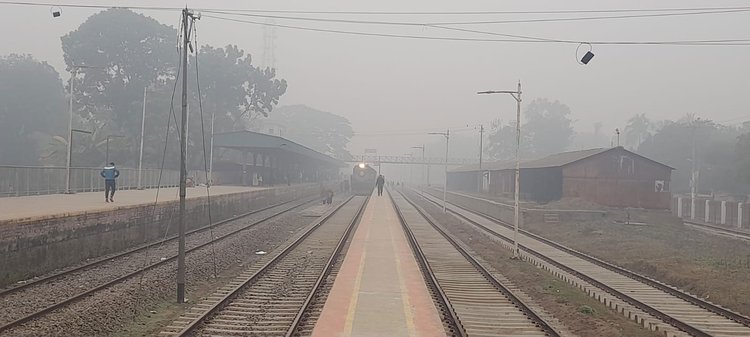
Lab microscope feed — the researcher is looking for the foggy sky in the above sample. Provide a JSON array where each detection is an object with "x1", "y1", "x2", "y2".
[{"x1": 1, "y1": 0, "x2": 749, "y2": 158}]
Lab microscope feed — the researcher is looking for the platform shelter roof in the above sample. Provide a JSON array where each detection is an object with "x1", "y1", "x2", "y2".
[{"x1": 213, "y1": 131, "x2": 344, "y2": 167}]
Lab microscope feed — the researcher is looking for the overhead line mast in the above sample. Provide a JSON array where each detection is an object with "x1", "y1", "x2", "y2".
[{"x1": 178, "y1": 7, "x2": 200, "y2": 304}]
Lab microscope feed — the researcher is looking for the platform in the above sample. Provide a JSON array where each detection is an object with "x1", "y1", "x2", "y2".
[
  {"x1": 0, "y1": 185, "x2": 266, "y2": 222},
  {"x1": 311, "y1": 190, "x2": 445, "y2": 337}
]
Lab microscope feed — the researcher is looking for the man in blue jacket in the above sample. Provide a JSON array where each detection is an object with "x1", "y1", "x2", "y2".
[{"x1": 100, "y1": 162, "x2": 120, "y2": 202}]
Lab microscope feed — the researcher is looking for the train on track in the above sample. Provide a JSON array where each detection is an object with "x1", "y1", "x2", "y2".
[{"x1": 351, "y1": 163, "x2": 377, "y2": 196}]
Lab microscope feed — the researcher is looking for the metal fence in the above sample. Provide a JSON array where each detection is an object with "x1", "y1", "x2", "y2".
[{"x1": 0, "y1": 165, "x2": 195, "y2": 197}]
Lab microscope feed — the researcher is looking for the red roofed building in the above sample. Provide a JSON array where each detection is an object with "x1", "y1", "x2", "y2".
[{"x1": 447, "y1": 146, "x2": 673, "y2": 209}]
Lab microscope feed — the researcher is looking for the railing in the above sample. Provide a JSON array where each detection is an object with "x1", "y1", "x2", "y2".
[
  {"x1": 345, "y1": 154, "x2": 476, "y2": 166},
  {"x1": 0, "y1": 165, "x2": 194, "y2": 198}
]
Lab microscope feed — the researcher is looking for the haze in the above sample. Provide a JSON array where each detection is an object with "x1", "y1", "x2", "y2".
[{"x1": 1, "y1": 0, "x2": 748, "y2": 156}]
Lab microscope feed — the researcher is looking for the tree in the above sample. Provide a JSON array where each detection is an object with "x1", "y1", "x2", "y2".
[
  {"x1": 523, "y1": 98, "x2": 574, "y2": 157},
  {"x1": 60, "y1": 9, "x2": 288, "y2": 169},
  {"x1": 736, "y1": 129, "x2": 750, "y2": 186},
  {"x1": 194, "y1": 45, "x2": 287, "y2": 132},
  {"x1": 0, "y1": 54, "x2": 66, "y2": 165},
  {"x1": 264, "y1": 105, "x2": 353, "y2": 159},
  {"x1": 485, "y1": 119, "x2": 531, "y2": 160},
  {"x1": 624, "y1": 113, "x2": 652, "y2": 150},
  {"x1": 61, "y1": 8, "x2": 178, "y2": 167},
  {"x1": 639, "y1": 116, "x2": 748, "y2": 194}
]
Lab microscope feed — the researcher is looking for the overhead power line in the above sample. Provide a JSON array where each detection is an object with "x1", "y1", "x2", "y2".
[
  {"x1": 203, "y1": 13, "x2": 750, "y2": 46},
  {"x1": 4, "y1": 1, "x2": 750, "y2": 16},
  {"x1": 201, "y1": 8, "x2": 750, "y2": 26},
  {"x1": 2, "y1": 1, "x2": 748, "y2": 46}
]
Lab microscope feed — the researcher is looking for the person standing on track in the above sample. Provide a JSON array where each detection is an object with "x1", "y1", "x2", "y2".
[
  {"x1": 376, "y1": 174, "x2": 385, "y2": 196},
  {"x1": 100, "y1": 162, "x2": 120, "y2": 203}
]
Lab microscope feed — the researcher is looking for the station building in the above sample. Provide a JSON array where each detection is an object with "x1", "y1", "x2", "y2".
[
  {"x1": 211, "y1": 131, "x2": 343, "y2": 186},
  {"x1": 448, "y1": 146, "x2": 673, "y2": 209}
]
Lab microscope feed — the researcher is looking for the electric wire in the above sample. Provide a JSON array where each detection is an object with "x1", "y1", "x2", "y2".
[
  {"x1": 200, "y1": 8, "x2": 750, "y2": 26},
  {"x1": 4, "y1": 1, "x2": 750, "y2": 16},
  {"x1": 2, "y1": 1, "x2": 749, "y2": 46},
  {"x1": 202, "y1": 13, "x2": 750, "y2": 46},
  {"x1": 193, "y1": 19, "x2": 219, "y2": 279},
  {"x1": 134, "y1": 10, "x2": 185, "y2": 305}
]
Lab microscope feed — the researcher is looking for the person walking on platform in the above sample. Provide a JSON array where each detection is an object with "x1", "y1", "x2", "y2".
[
  {"x1": 376, "y1": 174, "x2": 385, "y2": 196},
  {"x1": 100, "y1": 162, "x2": 120, "y2": 203}
]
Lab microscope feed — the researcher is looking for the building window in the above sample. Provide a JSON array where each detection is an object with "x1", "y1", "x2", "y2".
[{"x1": 655, "y1": 180, "x2": 668, "y2": 192}]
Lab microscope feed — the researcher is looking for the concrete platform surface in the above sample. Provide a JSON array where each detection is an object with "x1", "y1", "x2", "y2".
[
  {"x1": 0, "y1": 185, "x2": 266, "y2": 222},
  {"x1": 311, "y1": 190, "x2": 445, "y2": 337}
]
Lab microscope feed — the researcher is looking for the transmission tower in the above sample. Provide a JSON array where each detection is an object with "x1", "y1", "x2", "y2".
[{"x1": 262, "y1": 19, "x2": 277, "y2": 69}]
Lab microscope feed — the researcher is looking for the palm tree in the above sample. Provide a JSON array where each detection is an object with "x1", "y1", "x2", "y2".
[{"x1": 624, "y1": 113, "x2": 652, "y2": 150}]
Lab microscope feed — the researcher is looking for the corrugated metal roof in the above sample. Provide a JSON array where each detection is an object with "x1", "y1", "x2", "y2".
[
  {"x1": 450, "y1": 161, "x2": 513, "y2": 172},
  {"x1": 450, "y1": 147, "x2": 673, "y2": 172},
  {"x1": 520, "y1": 148, "x2": 610, "y2": 169},
  {"x1": 213, "y1": 131, "x2": 343, "y2": 167}
]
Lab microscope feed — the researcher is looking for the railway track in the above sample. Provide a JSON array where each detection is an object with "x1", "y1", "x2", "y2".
[
  {"x1": 419, "y1": 190, "x2": 750, "y2": 337},
  {"x1": 390, "y1": 190, "x2": 560, "y2": 337},
  {"x1": 0, "y1": 196, "x2": 317, "y2": 334},
  {"x1": 684, "y1": 220, "x2": 750, "y2": 241},
  {"x1": 160, "y1": 195, "x2": 368, "y2": 337}
]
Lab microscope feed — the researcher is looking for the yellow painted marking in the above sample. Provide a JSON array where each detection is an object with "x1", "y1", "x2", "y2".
[
  {"x1": 343, "y1": 205, "x2": 373, "y2": 335},
  {"x1": 390, "y1": 218, "x2": 418, "y2": 336}
]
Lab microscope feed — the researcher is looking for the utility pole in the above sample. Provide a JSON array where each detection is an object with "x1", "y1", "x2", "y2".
[
  {"x1": 478, "y1": 124, "x2": 484, "y2": 192},
  {"x1": 178, "y1": 7, "x2": 199, "y2": 304},
  {"x1": 412, "y1": 145, "x2": 425, "y2": 196},
  {"x1": 65, "y1": 69, "x2": 75, "y2": 194},
  {"x1": 429, "y1": 130, "x2": 450, "y2": 212},
  {"x1": 691, "y1": 120, "x2": 698, "y2": 220},
  {"x1": 445, "y1": 129, "x2": 449, "y2": 212},
  {"x1": 208, "y1": 112, "x2": 215, "y2": 186},
  {"x1": 138, "y1": 86, "x2": 147, "y2": 189},
  {"x1": 477, "y1": 80, "x2": 522, "y2": 258}
]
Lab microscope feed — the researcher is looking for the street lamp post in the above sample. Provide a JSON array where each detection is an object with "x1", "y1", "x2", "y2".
[
  {"x1": 478, "y1": 124, "x2": 484, "y2": 192},
  {"x1": 429, "y1": 130, "x2": 450, "y2": 212},
  {"x1": 690, "y1": 119, "x2": 700, "y2": 220},
  {"x1": 67, "y1": 128, "x2": 93, "y2": 193},
  {"x1": 138, "y1": 86, "x2": 148, "y2": 189},
  {"x1": 208, "y1": 112, "x2": 215, "y2": 186},
  {"x1": 478, "y1": 81, "x2": 522, "y2": 258},
  {"x1": 411, "y1": 145, "x2": 425, "y2": 196},
  {"x1": 65, "y1": 64, "x2": 105, "y2": 194}
]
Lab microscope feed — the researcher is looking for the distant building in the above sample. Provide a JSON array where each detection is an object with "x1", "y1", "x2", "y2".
[{"x1": 448, "y1": 146, "x2": 673, "y2": 209}]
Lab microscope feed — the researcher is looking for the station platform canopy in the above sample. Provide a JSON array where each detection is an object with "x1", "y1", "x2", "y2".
[{"x1": 213, "y1": 131, "x2": 344, "y2": 167}]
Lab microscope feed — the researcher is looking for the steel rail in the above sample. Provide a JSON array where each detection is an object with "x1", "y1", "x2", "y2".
[
  {"x1": 684, "y1": 220, "x2": 750, "y2": 240},
  {"x1": 0, "y1": 196, "x2": 306, "y2": 298},
  {"x1": 174, "y1": 195, "x2": 364, "y2": 336},
  {"x1": 419, "y1": 190, "x2": 750, "y2": 337},
  {"x1": 284, "y1": 196, "x2": 370, "y2": 337},
  {"x1": 388, "y1": 190, "x2": 468, "y2": 337},
  {"x1": 0, "y1": 196, "x2": 317, "y2": 334},
  {"x1": 397, "y1": 189, "x2": 561, "y2": 337},
  {"x1": 434, "y1": 191, "x2": 750, "y2": 328}
]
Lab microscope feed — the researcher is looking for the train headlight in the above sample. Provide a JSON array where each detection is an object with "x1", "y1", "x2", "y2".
[{"x1": 358, "y1": 163, "x2": 366, "y2": 169}]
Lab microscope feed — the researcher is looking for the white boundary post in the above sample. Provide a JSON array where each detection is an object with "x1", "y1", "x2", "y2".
[{"x1": 705, "y1": 200, "x2": 710, "y2": 223}]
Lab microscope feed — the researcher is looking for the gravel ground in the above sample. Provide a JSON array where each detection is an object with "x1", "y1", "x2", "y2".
[
  {"x1": 0, "y1": 198, "x2": 313, "y2": 328},
  {"x1": 408, "y1": 191, "x2": 662, "y2": 337},
  {"x1": 186, "y1": 196, "x2": 365, "y2": 336},
  {"x1": 0, "y1": 196, "x2": 345, "y2": 337}
]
